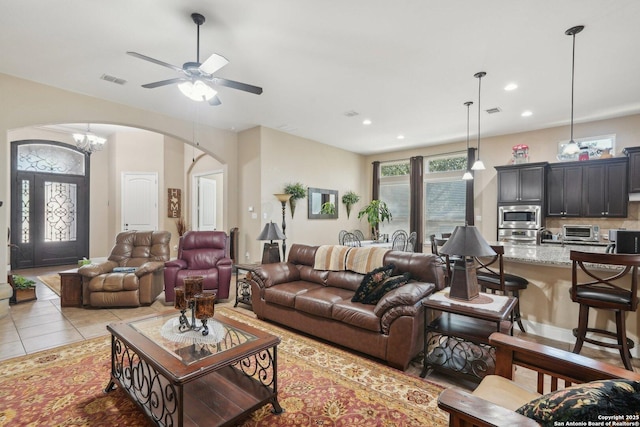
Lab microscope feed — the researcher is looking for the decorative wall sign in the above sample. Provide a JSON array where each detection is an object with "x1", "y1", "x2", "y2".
[{"x1": 168, "y1": 188, "x2": 181, "y2": 218}]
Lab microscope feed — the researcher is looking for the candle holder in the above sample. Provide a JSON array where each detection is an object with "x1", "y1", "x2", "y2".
[{"x1": 174, "y1": 276, "x2": 210, "y2": 335}]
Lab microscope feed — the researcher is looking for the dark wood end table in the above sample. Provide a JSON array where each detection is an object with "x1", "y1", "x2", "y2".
[
  {"x1": 234, "y1": 263, "x2": 261, "y2": 308},
  {"x1": 420, "y1": 288, "x2": 517, "y2": 381},
  {"x1": 59, "y1": 268, "x2": 83, "y2": 307}
]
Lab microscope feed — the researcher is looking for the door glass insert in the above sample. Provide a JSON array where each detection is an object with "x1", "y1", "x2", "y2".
[
  {"x1": 17, "y1": 143, "x2": 85, "y2": 175},
  {"x1": 44, "y1": 181, "x2": 77, "y2": 242},
  {"x1": 21, "y1": 179, "x2": 30, "y2": 243}
]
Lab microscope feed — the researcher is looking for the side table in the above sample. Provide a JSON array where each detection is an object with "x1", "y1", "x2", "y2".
[
  {"x1": 420, "y1": 288, "x2": 516, "y2": 381},
  {"x1": 59, "y1": 268, "x2": 83, "y2": 307},
  {"x1": 234, "y1": 263, "x2": 261, "y2": 308}
]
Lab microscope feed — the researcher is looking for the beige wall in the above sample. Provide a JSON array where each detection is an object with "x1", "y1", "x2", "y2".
[
  {"x1": 1, "y1": 73, "x2": 239, "y2": 281},
  {"x1": 364, "y1": 113, "x2": 640, "y2": 240},
  {"x1": 237, "y1": 126, "x2": 367, "y2": 263}
]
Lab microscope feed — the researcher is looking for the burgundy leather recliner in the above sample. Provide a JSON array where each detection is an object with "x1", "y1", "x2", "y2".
[{"x1": 164, "y1": 231, "x2": 232, "y2": 302}]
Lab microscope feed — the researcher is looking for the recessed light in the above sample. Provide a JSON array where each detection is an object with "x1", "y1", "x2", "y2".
[
  {"x1": 504, "y1": 83, "x2": 518, "y2": 91},
  {"x1": 521, "y1": 111, "x2": 533, "y2": 117},
  {"x1": 362, "y1": 119, "x2": 372, "y2": 125},
  {"x1": 397, "y1": 134, "x2": 405, "y2": 140}
]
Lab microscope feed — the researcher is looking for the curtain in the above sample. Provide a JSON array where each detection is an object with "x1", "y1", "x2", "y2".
[
  {"x1": 372, "y1": 161, "x2": 380, "y2": 200},
  {"x1": 409, "y1": 156, "x2": 423, "y2": 252},
  {"x1": 466, "y1": 148, "x2": 475, "y2": 225}
]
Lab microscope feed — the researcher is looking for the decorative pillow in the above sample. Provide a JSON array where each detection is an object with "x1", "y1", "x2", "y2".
[
  {"x1": 362, "y1": 272, "x2": 412, "y2": 305},
  {"x1": 351, "y1": 264, "x2": 395, "y2": 303},
  {"x1": 516, "y1": 379, "x2": 640, "y2": 426}
]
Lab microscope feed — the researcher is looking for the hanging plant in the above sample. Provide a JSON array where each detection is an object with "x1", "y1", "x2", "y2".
[
  {"x1": 341, "y1": 191, "x2": 360, "y2": 219},
  {"x1": 284, "y1": 182, "x2": 306, "y2": 218}
]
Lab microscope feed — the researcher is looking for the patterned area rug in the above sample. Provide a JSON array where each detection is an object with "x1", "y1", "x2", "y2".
[
  {"x1": 0, "y1": 308, "x2": 448, "y2": 426},
  {"x1": 37, "y1": 274, "x2": 61, "y2": 296}
]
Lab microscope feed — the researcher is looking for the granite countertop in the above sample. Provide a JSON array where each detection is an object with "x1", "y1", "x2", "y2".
[{"x1": 498, "y1": 243, "x2": 608, "y2": 267}]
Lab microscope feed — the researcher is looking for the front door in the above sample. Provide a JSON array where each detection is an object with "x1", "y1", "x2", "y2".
[{"x1": 10, "y1": 141, "x2": 90, "y2": 269}]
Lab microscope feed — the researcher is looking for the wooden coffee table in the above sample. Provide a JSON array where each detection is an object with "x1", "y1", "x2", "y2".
[{"x1": 106, "y1": 311, "x2": 282, "y2": 426}]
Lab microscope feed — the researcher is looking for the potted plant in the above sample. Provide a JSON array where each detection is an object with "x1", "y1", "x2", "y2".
[
  {"x1": 357, "y1": 200, "x2": 392, "y2": 240},
  {"x1": 341, "y1": 191, "x2": 360, "y2": 218},
  {"x1": 10, "y1": 274, "x2": 37, "y2": 304},
  {"x1": 284, "y1": 182, "x2": 306, "y2": 218}
]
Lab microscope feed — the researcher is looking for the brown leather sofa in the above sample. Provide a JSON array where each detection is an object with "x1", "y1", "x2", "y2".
[
  {"x1": 249, "y1": 244, "x2": 445, "y2": 370},
  {"x1": 78, "y1": 230, "x2": 171, "y2": 307}
]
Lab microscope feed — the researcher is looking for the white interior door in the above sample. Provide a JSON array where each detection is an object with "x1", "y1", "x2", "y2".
[
  {"x1": 197, "y1": 175, "x2": 216, "y2": 231},
  {"x1": 122, "y1": 172, "x2": 158, "y2": 231}
]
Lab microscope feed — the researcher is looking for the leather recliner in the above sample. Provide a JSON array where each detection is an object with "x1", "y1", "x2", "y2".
[
  {"x1": 164, "y1": 230, "x2": 232, "y2": 302},
  {"x1": 78, "y1": 230, "x2": 171, "y2": 307}
]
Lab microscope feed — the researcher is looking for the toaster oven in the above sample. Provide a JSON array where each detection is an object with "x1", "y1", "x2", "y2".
[{"x1": 562, "y1": 224, "x2": 599, "y2": 242}]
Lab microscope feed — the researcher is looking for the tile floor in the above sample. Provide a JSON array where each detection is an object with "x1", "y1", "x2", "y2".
[{"x1": 2, "y1": 265, "x2": 638, "y2": 394}]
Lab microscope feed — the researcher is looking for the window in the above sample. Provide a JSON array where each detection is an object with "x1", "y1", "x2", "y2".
[
  {"x1": 379, "y1": 161, "x2": 409, "y2": 237},
  {"x1": 377, "y1": 153, "x2": 467, "y2": 242}
]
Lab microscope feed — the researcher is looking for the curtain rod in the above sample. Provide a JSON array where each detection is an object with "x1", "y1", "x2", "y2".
[{"x1": 372, "y1": 149, "x2": 467, "y2": 165}]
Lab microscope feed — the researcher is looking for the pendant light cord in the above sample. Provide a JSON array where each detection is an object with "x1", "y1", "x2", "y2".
[
  {"x1": 570, "y1": 31, "x2": 576, "y2": 142},
  {"x1": 477, "y1": 76, "x2": 482, "y2": 159}
]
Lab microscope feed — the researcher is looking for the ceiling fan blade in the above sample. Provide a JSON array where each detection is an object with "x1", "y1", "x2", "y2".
[
  {"x1": 208, "y1": 95, "x2": 222, "y2": 106},
  {"x1": 199, "y1": 53, "x2": 229, "y2": 75},
  {"x1": 212, "y1": 77, "x2": 263, "y2": 95},
  {"x1": 127, "y1": 51, "x2": 184, "y2": 73},
  {"x1": 141, "y1": 77, "x2": 187, "y2": 88}
]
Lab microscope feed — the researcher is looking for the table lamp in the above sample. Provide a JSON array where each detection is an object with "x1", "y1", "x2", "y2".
[
  {"x1": 439, "y1": 225, "x2": 496, "y2": 300},
  {"x1": 257, "y1": 221, "x2": 286, "y2": 264}
]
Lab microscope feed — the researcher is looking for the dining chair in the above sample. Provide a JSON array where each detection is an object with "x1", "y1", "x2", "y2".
[
  {"x1": 352, "y1": 230, "x2": 365, "y2": 241},
  {"x1": 391, "y1": 232, "x2": 407, "y2": 251},
  {"x1": 570, "y1": 250, "x2": 640, "y2": 371},
  {"x1": 338, "y1": 229, "x2": 348, "y2": 245},
  {"x1": 405, "y1": 232, "x2": 417, "y2": 252},
  {"x1": 391, "y1": 229, "x2": 408, "y2": 243},
  {"x1": 342, "y1": 232, "x2": 361, "y2": 247}
]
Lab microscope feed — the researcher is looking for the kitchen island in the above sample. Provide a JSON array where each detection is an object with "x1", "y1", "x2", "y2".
[{"x1": 495, "y1": 242, "x2": 639, "y2": 362}]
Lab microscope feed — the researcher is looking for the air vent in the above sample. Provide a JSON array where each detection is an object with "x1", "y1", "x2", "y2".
[
  {"x1": 100, "y1": 74, "x2": 127, "y2": 85},
  {"x1": 343, "y1": 110, "x2": 360, "y2": 117},
  {"x1": 486, "y1": 107, "x2": 501, "y2": 114}
]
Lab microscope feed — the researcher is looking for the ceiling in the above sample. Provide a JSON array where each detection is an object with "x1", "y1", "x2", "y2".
[{"x1": 2, "y1": 0, "x2": 640, "y2": 155}]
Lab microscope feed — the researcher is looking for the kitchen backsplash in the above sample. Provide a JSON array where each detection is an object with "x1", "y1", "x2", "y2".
[{"x1": 545, "y1": 201, "x2": 640, "y2": 241}]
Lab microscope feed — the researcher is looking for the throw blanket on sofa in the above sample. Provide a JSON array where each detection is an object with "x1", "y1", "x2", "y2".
[
  {"x1": 313, "y1": 245, "x2": 351, "y2": 271},
  {"x1": 345, "y1": 246, "x2": 389, "y2": 274},
  {"x1": 313, "y1": 245, "x2": 389, "y2": 273}
]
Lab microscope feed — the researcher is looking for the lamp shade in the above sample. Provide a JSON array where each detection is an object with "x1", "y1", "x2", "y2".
[
  {"x1": 439, "y1": 225, "x2": 495, "y2": 257},
  {"x1": 257, "y1": 222, "x2": 286, "y2": 241}
]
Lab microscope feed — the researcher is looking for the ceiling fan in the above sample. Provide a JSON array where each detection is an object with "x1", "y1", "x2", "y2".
[{"x1": 127, "y1": 12, "x2": 263, "y2": 106}]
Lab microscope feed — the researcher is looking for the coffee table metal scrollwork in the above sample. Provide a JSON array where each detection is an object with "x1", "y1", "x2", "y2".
[{"x1": 105, "y1": 312, "x2": 282, "y2": 426}]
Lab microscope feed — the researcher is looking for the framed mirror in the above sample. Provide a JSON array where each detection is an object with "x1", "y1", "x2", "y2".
[{"x1": 308, "y1": 187, "x2": 338, "y2": 219}]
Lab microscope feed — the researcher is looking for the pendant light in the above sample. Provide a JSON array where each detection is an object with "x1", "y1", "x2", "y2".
[
  {"x1": 471, "y1": 71, "x2": 486, "y2": 171},
  {"x1": 562, "y1": 25, "x2": 585, "y2": 156},
  {"x1": 462, "y1": 101, "x2": 474, "y2": 180}
]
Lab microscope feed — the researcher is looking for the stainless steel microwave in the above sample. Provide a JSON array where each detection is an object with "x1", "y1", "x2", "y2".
[{"x1": 498, "y1": 205, "x2": 541, "y2": 229}]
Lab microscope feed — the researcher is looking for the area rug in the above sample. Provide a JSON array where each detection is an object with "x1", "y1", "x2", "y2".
[
  {"x1": 0, "y1": 307, "x2": 448, "y2": 426},
  {"x1": 37, "y1": 274, "x2": 61, "y2": 296}
]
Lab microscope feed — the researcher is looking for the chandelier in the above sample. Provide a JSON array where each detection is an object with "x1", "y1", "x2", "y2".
[{"x1": 73, "y1": 124, "x2": 106, "y2": 155}]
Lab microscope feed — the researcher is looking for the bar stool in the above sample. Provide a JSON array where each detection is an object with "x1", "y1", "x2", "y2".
[
  {"x1": 475, "y1": 245, "x2": 529, "y2": 332},
  {"x1": 570, "y1": 250, "x2": 640, "y2": 371}
]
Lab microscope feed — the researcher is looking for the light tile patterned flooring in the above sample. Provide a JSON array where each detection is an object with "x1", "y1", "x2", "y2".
[{"x1": 2, "y1": 264, "x2": 638, "y2": 394}]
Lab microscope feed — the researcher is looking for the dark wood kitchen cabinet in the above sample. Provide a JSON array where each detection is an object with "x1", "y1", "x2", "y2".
[
  {"x1": 495, "y1": 162, "x2": 548, "y2": 204},
  {"x1": 546, "y1": 157, "x2": 628, "y2": 218},
  {"x1": 623, "y1": 146, "x2": 640, "y2": 193},
  {"x1": 547, "y1": 164, "x2": 583, "y2": 217},
  {"x1": 582, "y1": 158, "x2": 628, "y2": 217}
]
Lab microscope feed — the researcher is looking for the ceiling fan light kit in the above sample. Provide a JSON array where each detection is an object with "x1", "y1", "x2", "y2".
[{"x1": 128, "y1": 12, "x2": 262, "y2": 106}]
